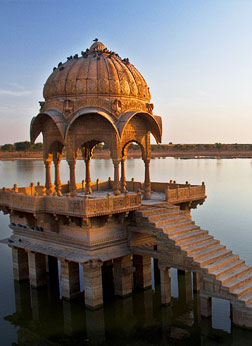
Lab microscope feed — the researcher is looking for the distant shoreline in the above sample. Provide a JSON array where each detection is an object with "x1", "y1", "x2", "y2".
[{"x1": 1, "y1": 148, "x2": 252, "y2": 161}]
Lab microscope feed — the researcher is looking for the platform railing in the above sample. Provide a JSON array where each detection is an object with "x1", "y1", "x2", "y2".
[{"x1": 0, "y1": 187, "x2": 142, "y2": 218}]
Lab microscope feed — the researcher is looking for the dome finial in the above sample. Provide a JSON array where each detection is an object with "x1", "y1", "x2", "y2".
[{"x1": 93, "y1": 38, "x2": 98, "y2": 42}]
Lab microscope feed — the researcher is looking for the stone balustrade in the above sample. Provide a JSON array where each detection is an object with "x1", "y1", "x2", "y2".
[
  {"x1": 165, "y1": 182, "x2": 206, "y2": 203},
  {"x1": 0, "y1": 187, "x2": 141, "y2": 218}
]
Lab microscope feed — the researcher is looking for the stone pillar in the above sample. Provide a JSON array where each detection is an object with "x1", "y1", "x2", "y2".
[
  {"x1": 12, "y1": 247, "x2": 29, "y2": 281},
  {"x1": 193, "y1": 272, "x2": 200, "y2": 292},
  {"x1": 53, "y1": 153, "x2": 62, "y2": 196},
  {"x1": 200, "y1": 294, "x2": 212, "y2": 318},
  {"x1": 60, "y1": 260, "x2": 80, "y2": 300},
  {"x1": 114, "y1": 255, "x2": 135, "y2": 297},
  {"x1": 120, "y1": 156, "x2": 127, "y2": 192},
  {"x1": 44, "y1": 158, "x2": 52, "y2": 195},
  {"x1": 68, "y1": 159, "x2": 76, "y2": 196},
  {"x1": 143, "y1": 158, "x2": 151, "y2": 200},
  {"x1": 113, "y1": 159, "x2": 121, "y2": 195},
  {"x1": 159, "y1": 264, "x2": 171, "y2": 305},
  {"x1": 82, "y1": 147, "x2": 93, "y2": 195},
  {"x1": 133, "y1": 255, "x2": 152, "y2": 289},
  {"x1": 27, "y1": 251, "x2": 47, "y2": 288},
  {"x1": 85, "y1": 158, "x2": 92, "y2": 194},
  {"x1": 178, "y1": 269, "x2": 193, "y2": 303},
  {"x1": 83, "y1": 259, "x2": 103, "y2": 309}
]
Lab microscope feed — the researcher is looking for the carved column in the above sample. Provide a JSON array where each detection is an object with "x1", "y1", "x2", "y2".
[
  {"x1": 83, "y1": 148, "x2": 92, "y2": 195},
  {"x1": 113, "y1": 159, "x2": 121, "y2": 195},
  {"x1": 120, "y1": 156, "x2": 127, "y2": 192},
  {"x1": 27, "y1": 251, "x2": 47, "y2": 288},
  {"x1": 12, "y1": 247, "x2": 29, "y2": 281},
  {"x1": 44, "y1": 157, "x2": 52, "y2": 195},
  {"x1": 82, "y1": 260, "x2": 103, "y2": 309},
  {"x1": 60, "y1": 260, "x2": 80, "y2": 300},
  {"x1": 53, "y1": 153, "x2": 62, "y2": 196},
  {"x1": 68, "y1": 159, "x2": 77, "y2": 196},
  {"x1": 133, "y1": 255, "x2": 152, "y2": 289},
  {"x1": 114, "y1": 255, "x2": 135, "y2": 296},
  {"x1": 144, "y1": 158, "x2": 151, "y2": 200},
  {"x1": 159, "y1": 263, "x2": 171, "y2": 305}
]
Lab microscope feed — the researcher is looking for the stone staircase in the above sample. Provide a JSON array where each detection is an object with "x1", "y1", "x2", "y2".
[{"x1": 135, "y1": 204, "x2": 252, "y2": 310}]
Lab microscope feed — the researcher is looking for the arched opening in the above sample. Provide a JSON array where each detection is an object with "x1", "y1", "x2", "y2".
[
  {"x1": 65, "y1": 111, "x2": 120, "y2": 195},
  {"x1": 120, "y1": 140, "x2": 145, "y2": 193},
  {"x1": 30, "y1": 112, "x2": 65, "y2": 195}
]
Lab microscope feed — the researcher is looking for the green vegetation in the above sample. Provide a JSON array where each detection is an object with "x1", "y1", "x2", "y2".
[{"x1": 0, "y1": 141, "x2": 43, "y2": 152}]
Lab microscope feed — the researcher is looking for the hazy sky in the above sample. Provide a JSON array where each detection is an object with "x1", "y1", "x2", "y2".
[{"x1": 0, "y1": 0, "x2": 252, "y2": 144}]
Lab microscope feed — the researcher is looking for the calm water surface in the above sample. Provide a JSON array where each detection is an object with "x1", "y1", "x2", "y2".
[{"x1": 1, "y1": 158, "x2": 252, "y2": 345}]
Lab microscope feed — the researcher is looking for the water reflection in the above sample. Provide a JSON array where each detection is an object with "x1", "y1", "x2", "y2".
[{"x1": 4, "y1": 271, "x2": 246, "y2": 346}]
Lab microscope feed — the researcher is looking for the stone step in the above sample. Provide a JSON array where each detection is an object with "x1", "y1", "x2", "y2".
[
  {"x1": 183, "y1": 239, "x2": 220, "y2": 255},
  {"x1": 240, "y1": 292, "x2": 252, "y2": 305},
  {"x1": 192, "y1": 244, "x2": 226, "y2": 261},
  {"x1": 178, "y1": 234, "x2": 214, "y2": 248},
  {"x1": 232, "y1": 281, "x2": 252, "y2": 299},
  {"x1": 166, "y1": 224, "x2": 200, "y2": 237},
  {"x1": 161, "y1": 220, "x2": 194, "y2": 233},
  {"x1": 173, "y1": 229, "x2": 209, "y2": 244},
  {"x1": 218, "y1": 265, "x2": 252, "y2": 285},
  {"x1": 148, "y1": 210, "x2": 181, "y2": 221},
  {"x1": 213, "y1": 259, "x2": 245, "y2": 279},
  {"x1": 225, "y1": 272, "x2": 252, "y2": 291},
  {"x1": 198, "y1": 249, "x2": 232, "y2": 267},
  {"x1": 153, "y1": 215, "x2": 189, "y2": 227},
  {"x1": 139, "y1": 207, "x2": 177, "y2": 217},
  {"x1": 206, "y1": 254, "x2": 240, "y2": 273}
]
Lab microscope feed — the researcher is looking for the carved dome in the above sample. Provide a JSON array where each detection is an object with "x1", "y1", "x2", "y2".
[{"x1": 43, "y1": 40, "x2": 151, "y2": 102}]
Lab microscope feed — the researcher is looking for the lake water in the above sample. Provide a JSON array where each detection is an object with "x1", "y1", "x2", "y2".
[{"x1": 1, "y1": 158, "x2": 252, "y2": 345}]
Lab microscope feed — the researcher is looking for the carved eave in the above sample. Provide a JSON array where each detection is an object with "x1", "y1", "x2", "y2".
[
  {"x1": 117, "y1": 111, "x2": 162, "y2": 144},
  {"x1": 30, "y1": 110, "x2": 66, "y2": 144}
]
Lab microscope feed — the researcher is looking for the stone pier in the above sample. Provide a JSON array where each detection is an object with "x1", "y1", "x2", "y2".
[
  {"x1": 114, "y1": 255, "x2": 135, "y2": 297},
  {"x1": 200, "y1": 295, "x2": 212, "y2": 318},
  {"x1": 83, "y1": 260, "x2": 103, "y2": 309},
  {"x1": 133, "y1": 255, "x2": 152, "y2": 289},
  {"x1": 159, "y1": 264, "x2": 171, "y2": 305},
  {"x1": 60, "y1": 260, "x2": 80, "y2": 300},
  {"x1": 12, "y1": 247, "x2": 29, "y2": 281},
  {"x1": 27, "y1": 251, "x2": 47, "y2": 288}
]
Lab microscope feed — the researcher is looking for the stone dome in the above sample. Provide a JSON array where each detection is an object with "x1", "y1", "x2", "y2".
[{"x1": 43, "y1": 40, "x2": 151, "y2": 102}]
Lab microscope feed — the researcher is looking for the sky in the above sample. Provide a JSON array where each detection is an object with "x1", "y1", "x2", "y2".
[{"x1": 0, "y1": 0, "x2": 252, "y2": 145}]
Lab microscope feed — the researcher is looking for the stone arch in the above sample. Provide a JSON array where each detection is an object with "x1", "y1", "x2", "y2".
[
  {"x1": 65, "y1": 109, "x2": 121, "y2": 195},
  {"x1": 65, "y1": 108, "x2": 120, "y2": 160},
  {"x1": 30, "y1": 110, "x2": 65, "y2": 145},
  {"x1": 122, "y1": 139, "x2": 145, "y2": 159},
  {"x1": 118, "y1": 111, "x2": 162, "y2": 145}
]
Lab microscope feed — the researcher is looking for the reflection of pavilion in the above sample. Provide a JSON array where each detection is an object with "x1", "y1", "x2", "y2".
[
  {"x1": 2, "y1": 40, "x2": 252, "y2": 331},
  {"x1": 6, "y1": 274, "x2": 204, "y2": 345}
]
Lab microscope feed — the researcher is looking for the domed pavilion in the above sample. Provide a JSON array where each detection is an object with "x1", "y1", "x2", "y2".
[
  {"x1": 30, "y1": 39, "x2": 162, "y2": 199},
  {"x1": 0, "y1": 39, "x2": 212, "y2": 319}
]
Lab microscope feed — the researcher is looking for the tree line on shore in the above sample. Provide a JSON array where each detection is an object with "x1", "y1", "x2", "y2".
[
  {"x1": 1, "y1": 141, "x2": 252, "y2": 152},
  {"x1": 0, "y1": 141, "x2": 43, "y2": 152}
]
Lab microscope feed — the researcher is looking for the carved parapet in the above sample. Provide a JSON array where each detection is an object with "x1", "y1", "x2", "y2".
[{"x1": 165, "y1": 183, "x2": 206, "y2": 204}]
